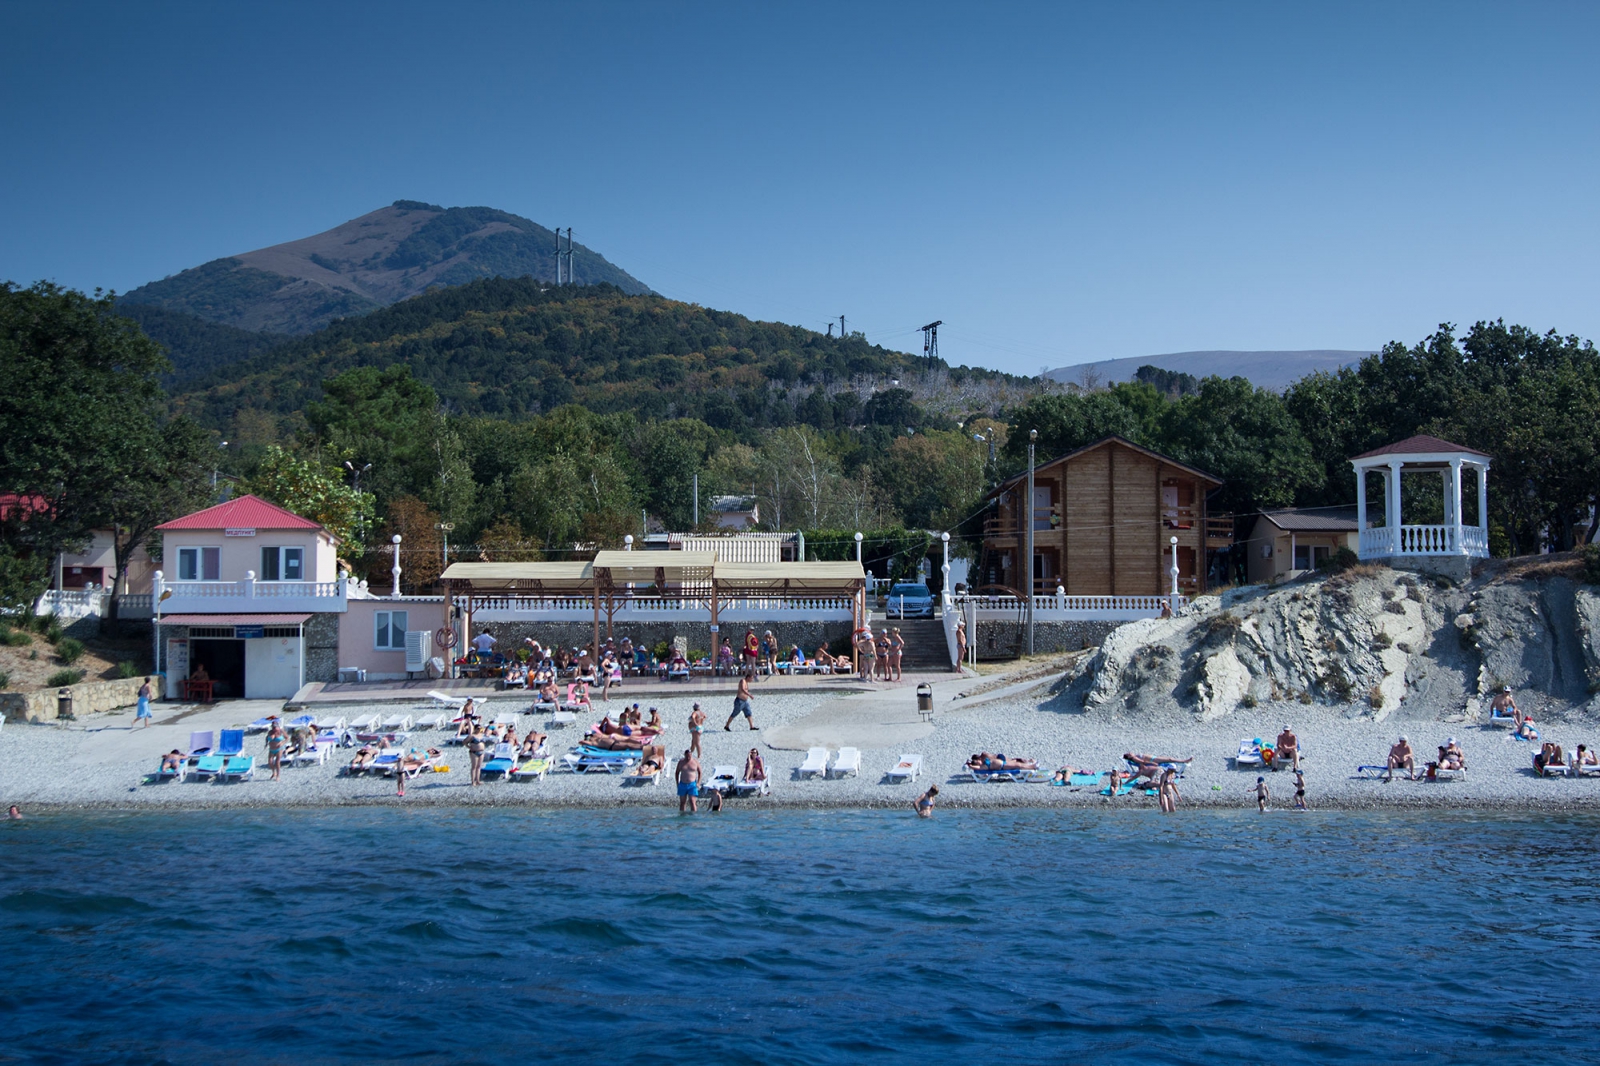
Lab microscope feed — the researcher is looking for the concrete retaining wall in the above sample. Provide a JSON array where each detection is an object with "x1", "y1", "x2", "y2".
[
  {"x1": 472, "y1": 620, "x2": 855, "y2": 660},
  {"x1": 1, "y1": 674, "x2": 162, "y2": 724},
  {"x1": 305, "y1": 613, "x2": 340, "y2": 683},
  {"x1": 973, "y1": 620, "x2": 1122, "y2": 660}
]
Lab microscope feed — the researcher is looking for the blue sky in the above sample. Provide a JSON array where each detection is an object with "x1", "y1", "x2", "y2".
[{"x1": 3, "y1": 1, "x2": 1597, "y2": 375}]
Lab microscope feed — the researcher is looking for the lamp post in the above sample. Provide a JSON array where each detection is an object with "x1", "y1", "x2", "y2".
[
  {"x1": 212, "y1": 440, "x2": 230, "y2": 492},
  {"x1": 1026, "y1": 429, "x2": 1036, "y2": 656},
  {"x1": 390, "y1": 534, "x2": 402, "y2": 598},
  {"x1": 623, "y1": 534, "x2": 634, "y2": 551},
  {"x1": 435, "y1": 522, "x2": 454, "y2": 569},
  {"x1": 940, "y1": 531, "x2": 950, "y2": 591},
  {"x1": 1170, "y1": 535, "x2": 1180, "y2": 605},
  {"x1": 343, "y1": 460, "x2": 372, "y2": 494}
]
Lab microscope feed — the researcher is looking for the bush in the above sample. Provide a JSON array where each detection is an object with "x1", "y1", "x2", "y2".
[
  {"x1": 55, "y1": 637, "x2": 84, "y2": 665},
  {"x1": 1384, "y1": 601, "x2": 1406, "y2": 615},
  {"x1": 45, "y1": 621, "x2": 63, "y2": 644},
  {"x1": 0, "y1": 670, "x2": 10, "y2": 690},
  {"x1": 46, "y1": 668, "x2": 85, "y2": 687},
  {"x1": 1584, "y1": 544, "x2": 1600, "y2": 585},
  {"x1": 1368, "y1": 685, "x2": 1384, "y2": 709},
  {"x1": 2, "y1": 628, "x2": 30, "y2": 647},
  {"x1": 1240, "y1": 693, "x2": 1258, "y2": 708},
  {"x1": 1319, "y1": 547, "x2": 1359, "y2": 574},
  {"x1": 1372, "y1": 631, "x2": 1393, "y2": 649},
  {"x1": 115, "y1": 660, "x2": 139, "y2": 679}
]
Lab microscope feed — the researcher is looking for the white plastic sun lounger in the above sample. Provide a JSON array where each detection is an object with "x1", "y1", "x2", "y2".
[
  {"x1": 414, "y1": 712, "x2": 447, "y2": 730},
  {"x1": 705, "y1": 766, "x2": 739, "y2": 792},
  {"x1": 311, "y1": 715, "x2": 346, "y2": 733},
  {"x1": 546, "y1": 709, "x2": 577, "y2": 727},
  {"x1": 797, "y1": 747, "x2": 830, "y2": 778},
  {"x1": 427, "y1": 690, "x2": 468, "y2": 711},
  {"x1": 1571, "y1": 755, "x2": 1600, "y2": 777},
  {"x1": 830, "y1": 747, "x2": 861, "y2": 779},
  {"x1": 349, "y1": 713, "x2": 382, "y2": 731},
  {"x1": 884, "y1": 753, "x2": 922, "y2": 783},
  {"x1": 490, "y1": 712, "x2": 522, "y2": 729},
  {"x1": 1488, "y1": 712, "x2": 1516, "y2": 729},
  {"x1": 291, "y1": 741, "x2": 331, "y2": 766},
  {"x1": 381, "y1": 714, "x2": 414, "y2": 732},
  {"x1": 734, "y1": 769, "x2": 770, "y2": 797},
  {"x1": 1233, "y1": 739, "x2": 1264, "y2": 768}
]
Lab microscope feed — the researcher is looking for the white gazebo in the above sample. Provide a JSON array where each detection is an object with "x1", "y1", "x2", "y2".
[{"x1": 1350, "y1": 435, "x2": 1491, "y2": 561}]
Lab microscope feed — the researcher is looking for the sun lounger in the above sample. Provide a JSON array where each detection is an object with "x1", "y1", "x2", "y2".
[
  {"x1": 884, "y1": 753, "x2": 923, "y2": 783},
  {"x1": 286, "y1": 713, "x2": 316, "y2": 730},
  {"x1": 187, "y1": 731, "x2": 215, "y2": 758},
  {"x1": 414, "y1": 713, "x2": 447, "y2": 730},
  {"x1": 371, "y1": 750, "x2": 403, "y2": 775},
  {"x1": 1532, "y1": 753, "x2": 1565, "y2": 778},
  {"x1": 562, "y1": 747, "x2": 642, "y2": 774},
  {"x1": 830, "y1": 747, "x2": 861, "y2": 779},
  {"x1": 427, "y1": 691, "x2": 468, "y2": 711},
  {"x1": 625, "y1": 762, "x2": 662, "y2": 786},
  {"x1": 1488, "y1": 712, "x2": 1516, "y2": 729},
  {"x1": 217, "y1": 729, "x2": 245, "y2": 757},
  {"x1": 1571, "y1": 756, "x2": 1600, "y2": 777},
  {"x1": 490, "y1": 712, "x2": 521, "y2": 729},
  {"x1": 381, "y1": 714, "x2": 414, "y2": 732},
  {"x1": 512, "y1": 757, "x2": 552, "y2": 780},
  {"x1": 312, "y1": 715, "x2": 347, "y2": 732},
  {"x1": 217, "y1": 755, "x2": 255, "y2": 781},
  {"x1": 187, "y1": 754, "x2": 225, "y2": 781},
  {"x1": 245, "y1": 715, "x2": 279, "y2": 734},
  {"x1": 705, "y1": 765, "x2": 739, "y2": 792},
  {"x1": 797, "y1": 747, "x2": 830, "y2": 778},
  {"x1": 290, "y1": 741, "x2": 331, "y2": 767},
  {"x1": 155, "y1": 757, "x2": 183, "y2": 782},
  {"x1": 1431, "y1": 765, "x2": 1466, "y2": 781},
  {"x1": 1355, "y1": 764, "x2": 1415, "y2": 779},
  {"x1": 967, "y1": 764, "x2": 1047, "y2": 783},
  {"x1": 349, "y1": 713, "x2": 382, "y2": 731},
  {"x1": 734, "y1": 770, "x2": 770, "y2": 797},
  {"x1": 547, "y1": 709, "x2": 577, "y2": 727},
  {"x1": 1233, "y1": 739, "x2": 1264, "y2": 769}
]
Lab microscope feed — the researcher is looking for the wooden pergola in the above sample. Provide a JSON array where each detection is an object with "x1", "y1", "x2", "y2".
[{"x1": 439, "y1": 555, "x2": 869, "y2": 657}]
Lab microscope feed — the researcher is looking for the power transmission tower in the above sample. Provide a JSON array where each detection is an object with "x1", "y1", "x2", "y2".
[
  {"x1": 839, "y1": 315, "x2": 846, "y2": 338},
  {"x1": 553, "y1": 227, "x2": 574, "y2": 284},
  {"x1": 920, "y1": 320, "x2": 942, "y2": 366}
]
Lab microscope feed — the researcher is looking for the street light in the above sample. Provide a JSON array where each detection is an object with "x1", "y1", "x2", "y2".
[
  {"x1": 1026, "y1": 429, "x2": 1037, "y2": 656},
  {"x1": 212, "y1": 440, "x2": 230, "y2": 491},
  {"x1": 1170, "y1": 535, "x2": 1180, "y2": 604},
  {"x1": 435, "y1": 522, "x2": 455, "y2": 569},
  {"x1": 390, "y1": 534, "x2": 402, "y2": 598},
  {"x1": 343, "y1": 460, "x2": 373, "y2": 493}
]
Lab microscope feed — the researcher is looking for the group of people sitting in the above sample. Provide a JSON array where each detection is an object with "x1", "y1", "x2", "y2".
[
  {"x1": 1382, "y1": 735, "x2": 1465, "y2": 781},
  {"x1": 347, "y1": 744, "x2": 444, "y2": 775},
  {"x1": 585, "y1": 707, "x2": 668, "y2": 775}
]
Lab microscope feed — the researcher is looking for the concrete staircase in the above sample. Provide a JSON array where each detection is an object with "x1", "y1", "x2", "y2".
[{"x1": 884, "y1": 618, "x2": 955, "y2": 672}]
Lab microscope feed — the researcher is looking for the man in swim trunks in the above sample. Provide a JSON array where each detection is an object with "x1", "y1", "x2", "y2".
[
  {"x1": 854, "y1": 623, "x2": 876, "y2": 682},
  {"x1": 676, "y1": 748, "x2": 702, "y2": 813},
  {"x1": 1385, "y1": 736, "x2": 1415, "y2": 782},
  {"x1": 1275, "y1": 725, "x2": 1300, "y2": 771},
  {"x1": 1254, "y1": 776, "x2": 1270, "y2": 812},
  {"x1": 1491, "y1": 685, "x2": 1519, "y2": 723},
  {"x1": 724, "y1": 674, "x2": 756, "y2": 731}
]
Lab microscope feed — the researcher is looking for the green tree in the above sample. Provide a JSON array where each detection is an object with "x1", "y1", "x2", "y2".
[
  {"x1": 1156, "y1": 377, "x2": 1320, "y2": 515},
  {"x1": 305, "y1": 364, "x2": 438, "y2": 506},
  {"x1": 243, "y1": 446, "x2": 375, "y2": 546},
  {"x1": 1000, "y1": 391, "x2": 1144, "y2": 469}
]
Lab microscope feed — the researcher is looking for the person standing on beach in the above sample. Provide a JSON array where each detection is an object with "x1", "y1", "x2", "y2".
[
  {"x1": 467, "y1": 728, "x2": 487, "y2": 786},
  {"x1": 135, "y1": 677, "x2": 153, "y2": 727},
  {"x1": 725, "y1": 674, "x2": 756, "y2": 731},
  {"x1": 266, "y1": 722, "x2": 286, "y2": 781},
  {"x1": 955, "y1": 620, "x2": 967, "y2": 668},
  {"x1": 688, "y1": 703, "x2": 706, "y2": 757},
  {"x1": 1254, "y1": 776, "x2": 1269, "y2": 812},
  {"x1": 676, "y1": 748, "x2": 702, "y2": 813},
  {"x1": 914, "y1": 785, "x2": 938, "y2": 817},
  {"x1": 854, "y1": 621, "x2": 876, "y2": 682},
  {"x1": 1293, "y1": 768, "x2": 1308, "y2": 810},
  {"x1": 1158, "y1": 768, "x2": 1179, "y2": 813}
]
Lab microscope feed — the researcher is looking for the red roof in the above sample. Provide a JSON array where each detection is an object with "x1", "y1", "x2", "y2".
[
  {"x1": 1351, "y1": 434, "x2": 1491, "y2": 460},
  {"x1": 158, "y1": 613, "x2": 313, "y2": 626},
  {"x1": 156, "y1": 494, "x2": 325, "y2": 532},
  {"x1": 0, "y1": 494, "x2": 51, "y2": 521}
]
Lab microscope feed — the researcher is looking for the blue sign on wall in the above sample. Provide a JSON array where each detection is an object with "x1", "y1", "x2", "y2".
[{"x1": 235, "y1": 626, "x2": 265, "y2": 639}]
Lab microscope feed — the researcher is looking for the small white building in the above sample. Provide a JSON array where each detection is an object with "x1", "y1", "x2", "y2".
[{"x1": 1350, "y1": 435, "x2": 1491, "y2": 571}]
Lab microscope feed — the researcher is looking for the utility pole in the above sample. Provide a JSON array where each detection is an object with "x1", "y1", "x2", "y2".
[
  {"x1": 1026, "y1": 428, "x2": 1036, "y2": 656},
  {"x1": 693, "y1": 472, "x2": 699, "y2": 528},
  {"x1": 920, "y1": 321, "x2": 941, "y2": 366},
  {"x1": 436, "y1": 522, "x2": 454, "y2": 569},
  {"x1": 565, "y1": 228, "x2": 574, "y2": 283},
  {"x1": 554, "y1": 226, "x2": 563, "y2": 285},
  {"x1": 839, "y1": 315, "x2": 847, "y2": 339}
]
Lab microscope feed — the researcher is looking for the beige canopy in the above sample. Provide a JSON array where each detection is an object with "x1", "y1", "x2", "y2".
[
  {"x1": 438, "y1": 562, "x2": 590, "y2": 590},
  {"x1": 712, "y1": 560, "x2": 866, "y2": 593},
  {"x1": 589, "y1": 550, "x2": 716, "y2": 586}
]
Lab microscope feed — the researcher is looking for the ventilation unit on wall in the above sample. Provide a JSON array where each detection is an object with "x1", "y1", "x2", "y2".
[{"x1": 405, "y1": 630, "x2": 432, "y2": 675}]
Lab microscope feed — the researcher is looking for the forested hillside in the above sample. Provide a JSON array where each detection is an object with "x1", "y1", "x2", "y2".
[{"x1": 112, "y1": 303, "x2": 288, "y2": 387}]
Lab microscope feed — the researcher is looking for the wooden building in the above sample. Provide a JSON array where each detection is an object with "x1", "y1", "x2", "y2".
[{"x1": 978, "y1": 436, "x2": 1230, "y2": 597}]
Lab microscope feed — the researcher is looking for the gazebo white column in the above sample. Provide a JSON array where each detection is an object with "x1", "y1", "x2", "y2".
[
  {"x1": 1386, "y1": 458, "x2": 1404, "y2": 553},
  {"x1": 1449, "y1": 458, "x2": 1464, "y2": 553}
]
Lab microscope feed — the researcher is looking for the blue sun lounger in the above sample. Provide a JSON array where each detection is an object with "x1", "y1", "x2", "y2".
[
  {"x1": 217, "y1": 729, "x2": 245, "y2": 757},
  {"x1": 217, "y1": 755, "x2": 255, "y2": 781},
  {"x1": 187, "y1": 755, "x2": 225, "y2": 781}
]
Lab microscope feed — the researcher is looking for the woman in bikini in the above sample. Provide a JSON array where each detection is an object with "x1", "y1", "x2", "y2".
[
  {"x1": 688, "y1": 703, "x2": 706, "y2": 757},
  {"x1": 889, "y1": 627, "x2": 905, "y2": 682}
]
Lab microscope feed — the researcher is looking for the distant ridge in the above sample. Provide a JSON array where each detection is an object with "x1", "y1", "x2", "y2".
[
  {"x1": 1046, "y1": 349, "x2": 1373, "y2": 391},
  {"x1": 120, "y1": 201, "x2": 651, "y2": 334}
]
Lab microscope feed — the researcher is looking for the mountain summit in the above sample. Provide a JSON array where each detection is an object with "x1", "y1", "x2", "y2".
[{"x1": 120, "y1": 201, "x2": 650, "y2": 334}]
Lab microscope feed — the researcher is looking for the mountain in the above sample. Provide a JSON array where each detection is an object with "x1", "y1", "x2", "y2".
[
  {"x1": 1046, "y1": 350, "x2": 1374, "y2": 392},
  {"x1": 113, "y1": 303, "x2": 289, "y2": 387},
  {"x1": 168, "y1": 277, "x2": 1008, "y2": 433},
  {"x1": 120, "y1": 201, "x2": 651, "y2": 335}
]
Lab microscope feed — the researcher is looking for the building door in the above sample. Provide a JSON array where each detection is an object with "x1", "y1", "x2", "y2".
[
  {"x1": 1032, "y1": 486, "x2": 1053, "y2": 531},
  {"x1": 189, "y1": 639, "x2": 246, "y2": 699},
  {"x1": 245, "y1": 636, "x2": 302, "y2": 699}
]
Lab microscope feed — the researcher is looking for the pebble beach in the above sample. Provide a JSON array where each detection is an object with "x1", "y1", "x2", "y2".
[{"x1": 5, "y1": 672, "x2": 1600, "y2": 812}]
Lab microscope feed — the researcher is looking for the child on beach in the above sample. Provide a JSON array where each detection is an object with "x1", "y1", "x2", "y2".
[
  {"x1": 1293, "y1": 769, "x2": 1307, "y2": 810},
  {"x1": 1254, "y1": 776, "x2": 1269, "y2": 812}
]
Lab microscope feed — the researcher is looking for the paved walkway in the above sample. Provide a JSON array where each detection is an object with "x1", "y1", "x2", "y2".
[{"x1": 763, "y1": 672, "x2": 977, "y2": 751}]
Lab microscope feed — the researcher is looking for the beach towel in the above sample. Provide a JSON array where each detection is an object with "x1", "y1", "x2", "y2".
[
  {"x1": 1050, "y1": 772, "x2": 1104, "y2": 787},
  {"x1": 1100, "y1": 782, "x2": 1136, "y2": 797}
]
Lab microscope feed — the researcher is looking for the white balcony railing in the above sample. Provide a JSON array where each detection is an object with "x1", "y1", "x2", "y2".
[
  {"x1": 1359, "y1": 524, "x2": 1490, "y2": 560},
  {"x1": 466, "y1": 594, "x2": 856, "y2": 624},
  {"x1": 957, "y1": 593, "x2": 1182, "y2": 622},
  {"x1": 154, "y1": 576, "x2": 349, "y2": 615}
]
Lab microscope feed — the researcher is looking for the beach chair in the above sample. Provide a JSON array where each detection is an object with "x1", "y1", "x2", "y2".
[
  {"x1": 1431, "y1": 764, "x2": 1467, "y2": 781},
  {"x1": 291, "y1": 741, "x2": 331, "y2": 767},
  {"x1": 884, "y1": 753, "x2": 922, "y2": 783},
  {"x1": 349, "y1": 713, "x2": 382, "y2": 732},
  {"x1": 481, "y1": 742, "x2": 517, "y2": 779},
  {"x1": 414, "y1": 712, "x2": 447, "y2": 730},
  {"x1": 967, "y1": 763, "x2": 1046, "y2": 783},
  {"x1": 1571, "y1": 754, "x2": 1600, "y2": 777},
  {"x1": 155, "y1": 756, "x2": 184, "y2": 782},
  {"x1": 217, "y1": 730, "x2": 245, "y2": 757},
  {"x1": 830, "y1": 747, "x2": 861, "y2": 779},
  {"x1": 734, "y1": 765, "x2": 771, "y2": 797},
  {"x1": 371, "y1": 750, "x2": 404, "y2": 775},
  {"x1": 218, "y1": 755, "x2": 255, "y2": 781},
  {"x1": 187, "y1": 731, "x2": 215, "y2": 759},
  {"x1": 512, "y1": 756, "x2": 552, "y2": 781},
  {"x1": 1355, "y1": 764, "x2": 1409, "y2": 779},
  {"x1": 309, "y1": 715, "x2": 345, "y2": 733},
  {"x1": 244, "y1": 715, "x2": 279, "y2": 734},
  {"x1": 561, "y1": 683, "x2": 591, "y2": 713},
  {"x1": 490, "y1": 712, "x2": 521, "y2": 730},
  {"x1": 548, "y1": 709, "x2": 577, "y2": 728},
  {"x1": 381, "y1": 713, "x2": 414, "y2": 732},
  {"x1": 286, "y1": 713, "x2": 317, "y2": 730},
  {"x1": 427, "y1": 690, "x2": 468, "y2": 711},
  {"x1": 705, "y1": 765, "x2": 739, "y2": 792},
  {"x1": 797, "y1": 747, "x2": 830, "y2": 778},
  {"x1": 1488, "y1": 711, "x2": 1517, "y2": 729},
  {"x1": 1532, "y1": 752, "x2": 1565, "y2": 778},
  {"x1": 566, "y1": 748, "x2": 641, "y2": 774},
  {"x1": 1232, "y1": 738, "x2": 1264, "y2": 769},
  {"x1": 625, "y1": 760, "x2": 662, "y2": 786},
  {"x1": 186, "y1": 755, "x2": 225, "y2": 782}
]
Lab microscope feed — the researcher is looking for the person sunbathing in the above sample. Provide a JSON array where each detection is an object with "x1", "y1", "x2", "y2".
[
  {"x1": 814, "y1": 646, "x2": 837, "y2": 667},
  {"x1": 743, "y1": 749, "x2": 767, "y2": 782},
  {"x1": 1050, "y1": 764, "x2": 1095, "y2": 784},
  {"x1": 968, "y1": 752, "x2": 1037, "y2": 771},
  {"x1": 1124, "y1": 752, "x2": 1193, "y2": 766},
  {"x1": 1438, "y1": 737, "x2": 1465, "y2": 771},
  {"x1": 1385, "y1": 736, "x2": 1415, "y2": 781},
  {"x1": 348, "y1": 746, "x2": 377, "y2": 772},
  {"x1": 1534, "y1": 742, "x2": 1565, "y2": 775},
  {"x1": 519, "y1": 731, "x2": 548, "y2": 758},
  {"x1": 161, "y1": 750, "x2": 184, "y2": 772},
  {"x1": 646, "y1": 707, "x2": 663, "y2": 731},
  {"x1": 1515, "y1": 717, "x2": 1539, "y2": 740},
  {"x1": 398, "y1": 748, "x2": 436, "y2": 774},
  {"x1": 503, "y1": 725, "x2": 518, "y2": 750},
  {"x1": 1577, "y1": 744, "x2": 1598, "y2": 767},
  {"x1": 585, "y1": 731, "x2": 648, "y2": 751}
]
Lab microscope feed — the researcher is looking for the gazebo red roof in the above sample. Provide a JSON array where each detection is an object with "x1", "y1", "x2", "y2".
[
  {"x1": 156, "y1": 494, "x2": 324, "y2": 532},
  {"x1": 1351, "y1": 434, "x2": 1490, "y2": 460}
]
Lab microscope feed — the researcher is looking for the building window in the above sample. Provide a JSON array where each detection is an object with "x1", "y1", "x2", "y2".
[
  {"x1": 260, "y1": 547, "x2": 304, "y2": 581},
  {"x1": 177, "y1": 547, "x2": 220, "y2": 581},
  {"x1": 1293, "y1": 545, "x2": 1331, "y2": 570},
  {"x1": 375, "y1": 610, "x2": 408, "y2": 650}
]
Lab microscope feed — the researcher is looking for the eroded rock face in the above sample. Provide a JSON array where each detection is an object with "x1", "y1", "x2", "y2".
[{"x1": 1067, "y1": 563, "x2": 1600, "y2": 722}]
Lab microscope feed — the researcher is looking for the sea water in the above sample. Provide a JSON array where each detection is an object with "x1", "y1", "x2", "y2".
[{"x1": 1, "y1": 806, "x2": 1595, "y2": 1064}]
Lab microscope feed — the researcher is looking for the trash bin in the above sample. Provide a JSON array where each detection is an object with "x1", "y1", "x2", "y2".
[
  {"x1": 916, "y1": 683, "x2": 933, "y2": 714},
  {"x1": 57, "y1": 687, "x2": 74, "y2": 721}
]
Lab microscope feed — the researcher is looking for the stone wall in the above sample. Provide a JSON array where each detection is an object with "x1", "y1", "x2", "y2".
[
  {"x1": 474, "y1": 620, "x2": 855, "y2": 659},
  {"x1": 973, "y1": 620, "x2": 1122, "y2": 660},
  {"x1": 304, "y1": 613, "x2": 340, "y2": 683},
  {"x1": 1, "y1": 674, "x2": 163, "y2": 724}
]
